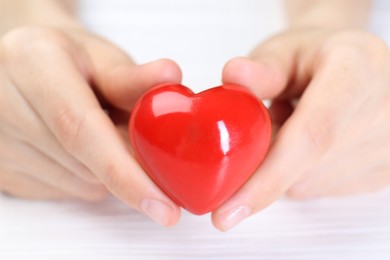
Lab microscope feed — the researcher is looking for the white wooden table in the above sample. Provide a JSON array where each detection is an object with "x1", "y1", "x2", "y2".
[{"x1": 1, "y1": 190, "x2": 390, "y2": 259}]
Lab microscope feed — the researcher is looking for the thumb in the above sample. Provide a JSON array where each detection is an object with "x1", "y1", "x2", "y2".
[
  {"x1": 82, "y1": 35, "x2": 182, "y2": 111},
  {"x1": 222, "y1": 31, "x2": 319, "y2": 100}
]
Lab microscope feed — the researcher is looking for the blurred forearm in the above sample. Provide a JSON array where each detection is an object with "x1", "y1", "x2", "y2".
[
  {"x1": 284, "y1": 0, "x2": 373, "y2": 29},
  {"x1": 0, "y1": 0, "x2": 80, "y2": 35}
]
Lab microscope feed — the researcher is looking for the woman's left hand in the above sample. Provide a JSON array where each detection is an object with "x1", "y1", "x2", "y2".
[{"x1": 213, "y1": 28, "x2": 390, "y2": 231}]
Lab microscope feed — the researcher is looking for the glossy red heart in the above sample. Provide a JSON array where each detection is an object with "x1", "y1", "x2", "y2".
[{"x1": 129, "y1": 84, "x2": 271, "y2": 215}]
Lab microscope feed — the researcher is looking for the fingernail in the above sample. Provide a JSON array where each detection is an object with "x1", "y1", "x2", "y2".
[
  {"x1": 140, "y1": 198, "x2": 173, "y2": 226},
  {"x1": 219, "y1": 205, "x2": 252, "y2": 231}
]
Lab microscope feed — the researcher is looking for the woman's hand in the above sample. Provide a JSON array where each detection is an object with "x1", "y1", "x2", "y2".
[
  {"x1": 0, "y1": 24, "x2": 182, "y2": 226},
  {"x1": 213, "y1": 28, "x2": 390, "y2": 231}
]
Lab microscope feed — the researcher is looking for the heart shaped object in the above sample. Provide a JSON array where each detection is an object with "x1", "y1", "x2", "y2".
[{"x1": 129, "y1": 84, "x2": 271, "y2": 215}]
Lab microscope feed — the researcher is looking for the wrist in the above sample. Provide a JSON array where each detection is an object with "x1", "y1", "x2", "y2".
[{"x1": 285, "y1": 0, "x2": 372, "y2": 30}]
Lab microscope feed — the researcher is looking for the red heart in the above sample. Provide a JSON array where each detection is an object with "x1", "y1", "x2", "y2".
[{"x1": 129, "y1": 84, "x2": 271, "y2": 215}]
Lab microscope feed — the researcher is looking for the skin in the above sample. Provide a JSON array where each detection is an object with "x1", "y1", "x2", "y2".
[
  {"x1": 0, "y1": 0, "x2": 182, "y2": 226},
  {"x1": 213, "y1": 0, "x2": 390, "y2": 231},
  {"x1": 0, "y1": 0, "x2": 389, "y2": 231}
]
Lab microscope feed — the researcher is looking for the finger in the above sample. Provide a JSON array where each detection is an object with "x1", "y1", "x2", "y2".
[
  {"x1": 29, "y1": 125, "x2": 100, "y2": 184},
  {"x1": 4, "y1": 30, "x2": 181, "y2": 226},
  {"x1": 83, "y1": 35, "x2": 182, "y2": 111},
  {"x1": 222, "y1": 31, "x2": 328, "y2": 100},
  {"x1": 0, "y1": 168, "x2": 71, "y2": 200},
  {"x1": 288, "y1": 126, "x2": 390, "y2": 198},
  {"x1": 287, "y1": 170, "x2": 390, "y2": 199},
  {"x1": 288, "y1": 162, "x2": 390, "y2": 198},
  {"x1": 0, "y1": 69, "x2": 99, "y2": 184},
  {"x1": 222, "y1": 57, "x2": 289, "y2": 99},
  {"x1": 0, "y1": 136, "x2": 107, "y2": 201}
]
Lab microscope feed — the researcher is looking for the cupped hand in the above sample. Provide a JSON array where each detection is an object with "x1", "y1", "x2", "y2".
[
  {"x1": 0, "y1": 26, "x2": 182, "y2": 226},
  {"x1": 214, "y1": 29, "x2": 390, "y2": 231}
]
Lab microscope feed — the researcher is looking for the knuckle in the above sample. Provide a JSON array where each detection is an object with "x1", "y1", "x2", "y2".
[
  {"x1": 302, "y1": 111, "x2": 333, "y2": 156},
  {"x1": 286, "y1": 184, "x2": 315, "y2": 200},
  {"x1": 0, "y1": 169, "x2": 20, "y2": 197},
  {"x1": 322, "y1": 31, "x2": 390, "y2": 70},
  {"x1": 100, "y1": 161, "x2": 138, "y2": 203},
  {"x1": 102, "y1": 162, "x2": 124, "y2": 190},
  {"x1": 286, "y1": 175, "x2": 320, "y2": 200},
  {"x1": 1, "y1": 26, "x2": 68, "y2": 59},
  {"x1": 53, "y1": 105, "x2": 86, "y2": 155}
]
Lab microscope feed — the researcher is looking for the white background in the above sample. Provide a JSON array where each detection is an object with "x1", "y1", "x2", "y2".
[
  {"x1": 79, "y1": 0, "x2": 286, "y2": 92},
  {"x1": 1, "y1": 0, "x2": 390, "y2": 259}
]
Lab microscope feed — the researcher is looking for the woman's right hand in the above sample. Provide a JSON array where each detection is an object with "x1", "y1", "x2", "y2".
[{"x1": 0, "y1": 25, "x2": 182, "y2": 227}]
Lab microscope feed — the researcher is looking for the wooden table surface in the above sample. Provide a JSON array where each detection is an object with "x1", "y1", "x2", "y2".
[{"x1": 1, "y1": 190, "x2": 390, "y2": 259}]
